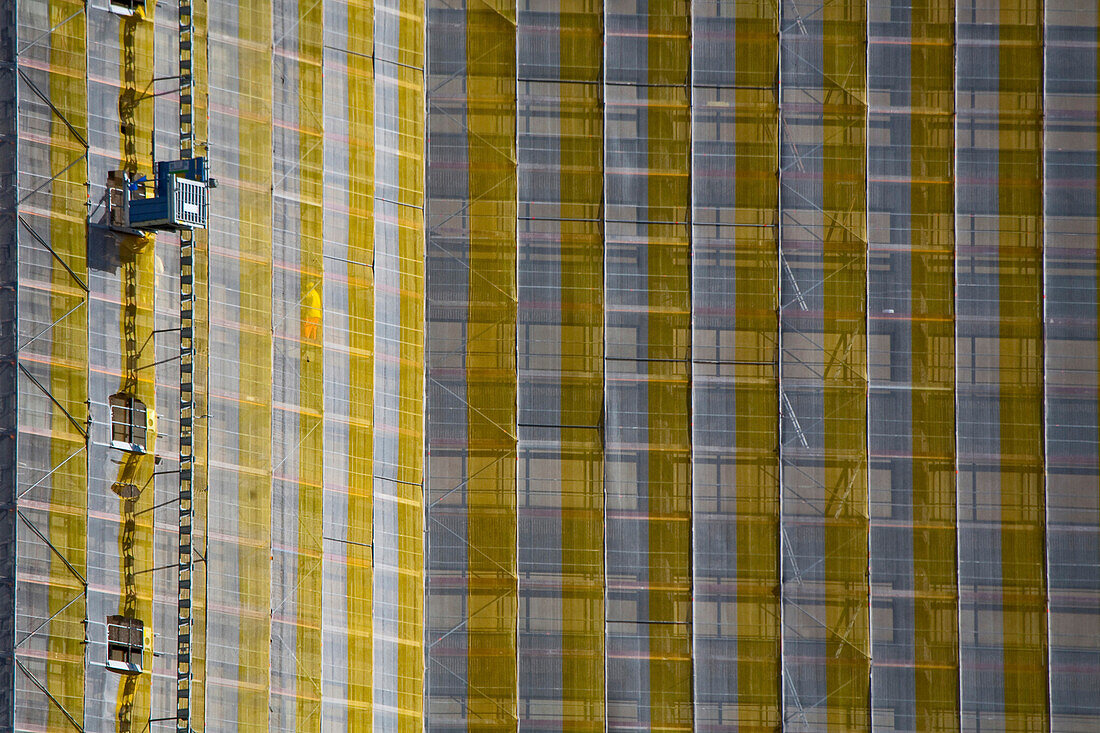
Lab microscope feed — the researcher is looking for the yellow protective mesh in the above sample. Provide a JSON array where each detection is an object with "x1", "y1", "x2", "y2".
[
  {"x1": 908, "y1": 1, "x2": 959, "y2": 727},
  {"x1": 820, "y1": 1, "x2": 869, "y2": 725},
  {"x1": 394, "y1": 0, "x2": 426, "y2": 724},
  {"x1": 11, "y1": 1, "x2": 428, "y2": 729},
  {"x1": 603, "y1": 1, "x2": 691, "y2": 726},
  {"x1": 230, "y1": 1, "x2": 274, "y2": 726},
  {"x1": 465, "y1": 1, "x2": 518, "y2": 726},
  {"x1": 558, "y1": 24, "x2": 604, "y2": 726},
  {"x1": 731, "y1": 3, "x2": 779, "y2": 726},
  {"x1": 13, "y1": 3, "x2": 1095, "y2": 731},
  {"x1": 40, "y1": 0, "x2": 89, "y2": 727},
  {"x1": 515, "y1": 2, "x2": 604, "y2": 727},
  {"x1": 295, "y1": 0, "x2": 325, "y2": 723},
  {"x1": 779, "y1": 0, "x2": 869, "y2": 728},
  {"x1": 345, "y1": 1, "x2": 376, "y2": 726},
  {"x1": 687, "y1": 3, "x2": 779, "y2": 728},
  {"x1": 646, "y1": 4, "x2": 692, "y2": 727},
  {"x1": 996, "y1": 0, "x2": 1048, "y2": 727}
]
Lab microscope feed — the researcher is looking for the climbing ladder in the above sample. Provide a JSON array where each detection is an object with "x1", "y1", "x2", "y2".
[{"x1": 177, "y1": 0, "x2": 194, "y2": 729}]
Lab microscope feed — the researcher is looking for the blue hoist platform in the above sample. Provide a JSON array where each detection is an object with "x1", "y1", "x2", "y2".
[{"x1": 111, "y1": 156, "x2": 212, "y2": 231}]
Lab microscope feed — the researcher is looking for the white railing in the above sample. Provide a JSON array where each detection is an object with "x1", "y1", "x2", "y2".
[{"x1": 172, "y1": 175, "x2": 207, "y2": 229}]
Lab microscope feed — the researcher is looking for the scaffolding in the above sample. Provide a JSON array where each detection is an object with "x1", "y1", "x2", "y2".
[
  {"x1": 425, "y1": 1, "x2": 519, "y2": 727},
  {"x1": 2, "y1": 2, "x2": 1100, "y2": 732},
  {"x1": 0, "y1": 0, "x2": 18, "y2": 725},
  {"x1": 6, "y1": 1, "x2": 90, "y2": 729},
  {"x1": 422, "y1": 1, "x2": 1094, "y2": 731}
]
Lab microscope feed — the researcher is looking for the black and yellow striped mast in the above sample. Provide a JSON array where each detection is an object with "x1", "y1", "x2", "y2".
[{"x1": 176, "y1": 0, "x2": 195, "y2": 727}]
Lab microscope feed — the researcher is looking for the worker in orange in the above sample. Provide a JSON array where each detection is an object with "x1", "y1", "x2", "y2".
[{"x1": 303, "y1": 287, "x2": 322, "y2": 341}]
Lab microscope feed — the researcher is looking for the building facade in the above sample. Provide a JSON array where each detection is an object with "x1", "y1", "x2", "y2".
[
  {"x1": 2, "y1": 0, "x2": 424, "y2": 729},
  {"x1": 1, "y1": 0, "x2": 1099, "y2": 732}
]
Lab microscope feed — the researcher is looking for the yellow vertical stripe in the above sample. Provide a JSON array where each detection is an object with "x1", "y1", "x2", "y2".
[
  {"x1": 559, "y1": 16, "x2": 605, "y2": 724},
  {"x1": 997, "y1": 0, "x2": 1048, "y2": 728},
  {"x1": 237, "y1": 1, "x2": 274, "y2": 727},
  {"x1": 909, "y1": 1, "x2": 959, "y2": 728},
  {"x1": 733, "y1": 2, "x2": 780, "y2": 725},
  {"x1": 297, "y1": 0, "x2": 326, "y2": 726},
  {"x1": 45, "y1": 0, "x2": 88, "y2": 726},
  {"x1": 346, "y1": 1, "x2": 375, "y2": 725},
  {"x1": 647, "y1": 2, "x2": 692, "y2": 728},
  {"x1": 821, "y1": 1, "x2": 868, "y2": 729},
  {"x1": 397, "y1": 2, "x2": 426, "y2": 725},
  {"x1": 465, "y1": 1, "x2": 517, "y2": 727}
]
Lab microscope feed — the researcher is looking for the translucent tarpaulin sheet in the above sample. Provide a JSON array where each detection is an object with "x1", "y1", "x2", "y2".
[
  {"x1": 10, "y1": 1, "x2": 426, "y2": 730},
  {"x1": 8, "y1": 1, "x2": 1100, "y2": 731},
  {"x1": 691, "y1": 2, "x2": 780, "y2": 730},
  {"x1": 1045, "y1": 3, "x2": 1100, "y2": 731},
  {"x1": 516, "y1": 3, "x2": 604, "y2": 729},
  {"x1": 956, "y1": 0, "x2": 1048, "y2": 728},
  {"x1": 779, "y1": 1, "x2": 870, "y2": 729},
  {"x1": 867, "y1": 0, "x2": 958, "y2": 729},
  {"x1": 13, "y1": 1, "x2": 89, "y2": 729},
  {"x1": 426, "y1": 0, "x2": 517, "y2": 730}
]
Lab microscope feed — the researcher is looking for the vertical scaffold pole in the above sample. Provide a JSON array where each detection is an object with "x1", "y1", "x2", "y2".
[{"x1": 177, "y1": 0, "x2": 195, "y2": 728}]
